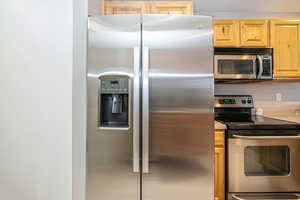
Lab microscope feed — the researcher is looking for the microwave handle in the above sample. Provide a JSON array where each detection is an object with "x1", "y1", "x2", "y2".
[{"x1": 257, "y1": 55, "x2": 263, "y2": 79}]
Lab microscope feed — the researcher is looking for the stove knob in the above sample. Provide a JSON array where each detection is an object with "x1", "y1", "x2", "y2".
[
  {"x1": 247, "y1": 99, "x2": 252, "y2": 104},
  {"x1": 242, "y1": 100, "x2": 246, "y2": 104}
]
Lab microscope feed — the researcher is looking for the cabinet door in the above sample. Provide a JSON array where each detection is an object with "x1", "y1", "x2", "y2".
[
  {"x1": 240, "y1": 20, "x2": 269, "y2": 47},
  {"x1": 215, "y1": 130, "x2": 225, "y2": 200},
  {"x1": 214, "y1": 20, "x2": 239, "y2": 47},
  {"x1": 214, "y1": 147, "x2": 225, "y2": 200},
  {"x1": 104, "y1": 1, "x2": 148, "y2": 15},
  {"x1": 149, "y1": 1, "x2": 193, "y2": 14},
  {"x1": 271, "y1": 20, "x2": 300, "y2": 78}
]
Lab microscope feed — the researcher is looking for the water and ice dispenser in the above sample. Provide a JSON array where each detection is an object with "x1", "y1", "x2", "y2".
[{"x1": 99, "y1": 76, "x2": 129, "y2": 129}]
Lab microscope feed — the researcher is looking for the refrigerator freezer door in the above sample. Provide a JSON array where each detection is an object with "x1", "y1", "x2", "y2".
[
  {"x1": 87, "y1": 15, "x2": 141, "y2": 200},
  {"x1": 142, "y1": 15, "x2": 214, "y2": 200}
]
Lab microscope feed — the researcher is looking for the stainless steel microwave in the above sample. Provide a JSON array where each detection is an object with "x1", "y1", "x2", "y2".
[{"x1": 214, "y1": 48, "x2": 273, "y2": 80}]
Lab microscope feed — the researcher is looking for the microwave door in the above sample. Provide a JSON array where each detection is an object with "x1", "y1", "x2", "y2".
[{"x1": 214, "y1": 55, "x2": 257, "y2": 79}]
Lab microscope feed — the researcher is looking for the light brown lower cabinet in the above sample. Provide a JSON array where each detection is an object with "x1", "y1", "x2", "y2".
[{"x1": 215, "y1": 130, "x2": 225, "y2": 200}]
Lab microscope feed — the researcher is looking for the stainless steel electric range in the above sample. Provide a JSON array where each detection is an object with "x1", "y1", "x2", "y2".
[{"x1": 215, "y1": 95, "x2": 300, "y2": 200}]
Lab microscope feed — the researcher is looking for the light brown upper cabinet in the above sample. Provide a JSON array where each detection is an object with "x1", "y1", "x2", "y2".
[
  {"x1": 104, "y1": 1, "x2": 193, "y2": 15},
  {"x1": 214, "y1": 19, "x2": 269, "y2": 47},
  {"x1": 240, "y1": 20, "x2": 269, "y2": 47},
  {"x1": 271, "y1": 20, "x2": 300, "y2": 78},
  {"x1": 104, "y1": 1, "x2": 148, "y2": 15},
  {"x1": 214, "y1": 20, "x2": 240, "y2": 47}
]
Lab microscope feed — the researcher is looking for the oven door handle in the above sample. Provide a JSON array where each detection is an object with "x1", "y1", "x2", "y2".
[
  {"x1": 232, "y1": 195, "x2": 244, "y2": 200},
  {"x1": 232, "y1": 194, "x2": 300, "y2": 200},
  {"x1": 232, "y1": 134, "x2": 300, "y2": 140}
]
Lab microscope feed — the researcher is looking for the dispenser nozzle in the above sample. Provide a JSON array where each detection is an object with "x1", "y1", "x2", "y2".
[{"x1": 112, "y1": 94, "x2": 123, "y2": 114}]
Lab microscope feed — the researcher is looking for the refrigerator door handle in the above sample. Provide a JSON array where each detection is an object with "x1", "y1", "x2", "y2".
[
  {"x1": 133, "y1": 47, "x2": 140, "y2": 173},
  {"x1": 142, "y1": 47, "x2": 149, "y2": 173}
]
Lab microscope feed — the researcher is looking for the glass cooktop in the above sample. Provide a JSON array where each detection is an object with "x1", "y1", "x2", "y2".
[{"x1": 217, "y1": 115, "x2": 300, "y2": 130}]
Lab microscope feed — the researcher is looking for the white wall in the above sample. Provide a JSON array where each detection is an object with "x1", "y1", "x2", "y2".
[
  {"x1": 0, "y1": 0, "x2": 74, "y2": 200},
  {"x1": 196, "y1": 0, "x2": 300, "y2": 13},
  {"x1": 215, "y1": 81, "x2": 300, "y2": 121},
  {"x1": 89, "y1": 0, "x2": 102, "y2": 15},
  {"x1": 196, "y1": 0, "x2": 300, "y2": 18},
  {"x1": 189, "y1": 0, "x2": 300, "y2": 17},
  {"x1": 73, "y1": 0, "x2": 87, "y2": 200},
  {"x1": 215, "y1": 81, "x2": 300, "y2": 101}
]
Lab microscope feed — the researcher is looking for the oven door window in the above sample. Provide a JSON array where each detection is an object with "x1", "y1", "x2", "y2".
[{"x1": 244, "y1": 146, "x2": 290, "y2": 176}]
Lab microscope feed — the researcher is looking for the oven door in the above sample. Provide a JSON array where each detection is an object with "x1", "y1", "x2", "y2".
[
  {"x1": 214, "y1": 55, "x2": 257, "y2": 79},
  {"x1": 228, "y1": 134, "x2": 300, "y2": 193}
]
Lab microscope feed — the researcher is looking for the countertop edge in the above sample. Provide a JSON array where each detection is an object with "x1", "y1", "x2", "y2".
[{"x1": 214, "y1": 120, "x2": 227, "y2": 130}]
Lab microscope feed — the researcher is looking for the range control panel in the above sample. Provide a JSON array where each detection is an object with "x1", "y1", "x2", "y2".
[{"x1": 214, "y1": 95, "x2": 254, "y2": 108}]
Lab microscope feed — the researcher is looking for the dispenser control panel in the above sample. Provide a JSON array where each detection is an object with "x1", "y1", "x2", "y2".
[{"x1": 101, "y1": 78, "x2": 128, "y2": 94}]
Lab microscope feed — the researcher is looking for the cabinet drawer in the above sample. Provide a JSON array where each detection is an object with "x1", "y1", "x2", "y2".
[{"x1": 215, "y1": 130, "x2": 225, "y2": 147}]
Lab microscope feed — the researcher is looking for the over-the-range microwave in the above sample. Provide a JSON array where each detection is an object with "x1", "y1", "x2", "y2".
[{"x1": 214, "y1": 48, "x2": 273, "y2": 80}]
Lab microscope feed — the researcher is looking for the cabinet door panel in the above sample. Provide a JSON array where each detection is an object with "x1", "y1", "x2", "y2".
[
  {"x1": 215, "y1": 130, "x2": 225, "y2": 146},
  {"x1": 240, "y1": 20, "x2": 269, "y2": 47},
  {"x1": 150, "y1": 1, "x2": 193, "y2": 14},
  {"x1": 104, "y1": 2, "x2": 148, "y2": 15},
  {"x1": 214, "y1": 20, "x2": 239, "y2": 47},
  {"x1": 271, "y1": 20, "x2": 300, "y2": 78}
]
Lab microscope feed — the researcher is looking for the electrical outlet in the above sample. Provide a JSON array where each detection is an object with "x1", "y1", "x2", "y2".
[
  {"x1": 275, "y1": 93, "x2": 282, "y2": 102},
  {"x1": 256, "y1": 108, "x2": 264, "y2": 116}
]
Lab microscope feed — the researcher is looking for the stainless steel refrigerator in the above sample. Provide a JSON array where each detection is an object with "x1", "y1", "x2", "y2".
[{"x1": 87, "y1": 14, "x2": 214, "y2": 200}]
